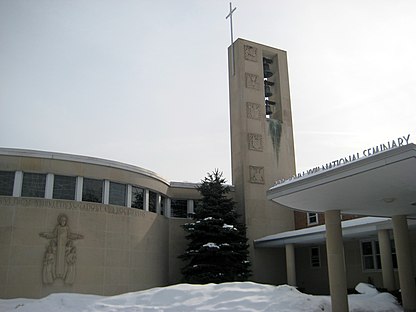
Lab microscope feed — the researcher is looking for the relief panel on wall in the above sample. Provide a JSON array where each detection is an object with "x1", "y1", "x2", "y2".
[
  {"x1": 244, "y1": 45, "x2": 258, "y2": 62},
  {"x1": 249, "y1": 166, "x2": 265, "y2": 184},
  {"x1": 245, "y1": 73, "x2": 260, "y2": 90},
  {"x1": 39, "y1": 214, "x2": 84, "y2": 285},
  {"x1": 246, "y1": 102, "x2": 261, "y2": 120},
  {"x1": 248, "y1": 133, "x2": 263, "y2": 152}
]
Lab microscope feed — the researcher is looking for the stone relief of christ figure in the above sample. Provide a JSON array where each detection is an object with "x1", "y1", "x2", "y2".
[{"x1": 39, "y1": 214, "x2": 84, "y2": 285}]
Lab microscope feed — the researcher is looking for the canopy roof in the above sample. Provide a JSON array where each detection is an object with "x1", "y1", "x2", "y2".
[
  {"x1": 254, "y1": 217, "x2": 416, "y2": 247},
  {"x1": 267, "y1": 144, "x2": 416, "y2": 218}
]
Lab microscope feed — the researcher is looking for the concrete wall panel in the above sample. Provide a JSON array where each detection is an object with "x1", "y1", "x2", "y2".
[{"x1": 0, "y1": 197, "x2": 172, "y2": 298}]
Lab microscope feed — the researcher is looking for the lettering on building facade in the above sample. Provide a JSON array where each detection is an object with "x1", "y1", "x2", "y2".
[
  {"x1": 275, "y1": 134, "x2": 412, "y2": 185},
  {"x1": 0, "y1": 197, "x2": 148, "y2": 217}
]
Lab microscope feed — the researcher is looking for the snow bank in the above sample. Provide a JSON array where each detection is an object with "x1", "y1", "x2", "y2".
[
  {"x1": 0, "y1": 282, "x2": 403, "y2": 312},
  {"x1": 355, "y1": 282, "x2": 379, "y2": 295}
]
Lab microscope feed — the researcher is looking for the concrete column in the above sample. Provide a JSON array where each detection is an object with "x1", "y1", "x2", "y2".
[
  {"x1": 126, "y1": 185, "x2": 132, "y2": 208},
  {"x1": 285, "y1": 243, "x2": 296, "y2": 286},
  {"x1": 144, "y1": 190, "x2": 149, "y2": 211},
  {"x1": 75, "y1": 176, "x2": 83, "y2": 201},
  {"x1": 378, "y1": 229, "x2": 396, "y2": 291},
  {"x1": 45, "y1": 173, "x2": 54, "y2": 199},
  {"x1": 325, "y1": 210, "x2": 349, "y2": 312},
  {"x1": 103, "y1": 180, "x2": 110, "y2": 204},
  {"x1": 156, "y1": 194, "x2": 162, "y2": 214},
  {"x1": 187, "y1": 199, "x2": 194, "y2": 218},
  {"x1": 392, "y1": 215, "x2": 416, "y2": 312},
  {"x1": 166, "y1": 198, "x2": 171, "y2": 217},
  {"x1": 13, "y1": 171, "x2": 23, "y2": 197}
]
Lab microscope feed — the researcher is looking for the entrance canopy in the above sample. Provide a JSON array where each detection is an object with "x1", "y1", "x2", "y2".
[
  {"x1": 267, "y1": 144, "x2": 416, "y2": 218},
  {"x1": 254, "y1": 217, "x2": 416, "y2": 247}
]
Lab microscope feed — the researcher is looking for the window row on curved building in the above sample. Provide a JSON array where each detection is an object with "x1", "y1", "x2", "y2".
[
  {"x1": 0, "y1": 148, "x2": 202, "y2": 219},
  {"x1": 0, "y1": 170, "x2": 197, "y2": 218}
]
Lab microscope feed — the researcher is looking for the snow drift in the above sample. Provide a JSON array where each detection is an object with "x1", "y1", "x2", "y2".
[{"x1": 0, "y1": 282, "x2": 403, "y2": 312}]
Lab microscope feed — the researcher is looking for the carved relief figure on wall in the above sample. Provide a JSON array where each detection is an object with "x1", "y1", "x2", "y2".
[
  {"x1": 42, "y1": 240, "x2": 56, "y2": 284},
  {"x1": 39, "y1": 214, "x2": 83, "y2": 285},
  {"x1": 64, "y1": 240, "x2": 77, "y2": 284}
]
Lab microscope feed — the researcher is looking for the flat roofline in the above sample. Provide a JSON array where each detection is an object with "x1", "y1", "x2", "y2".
[
  {"x1": 170, "y1": 182, "x2": 199, "y2": 189},
  {"x1": 232, "y1": 38, "x2": 287, "y2": 54},
  {"x1": 254, "y1": 217, "x2": 416, "y2": 247},
  {"x1": 0, "y1": 147, "x2": 173, "y2": 186}
]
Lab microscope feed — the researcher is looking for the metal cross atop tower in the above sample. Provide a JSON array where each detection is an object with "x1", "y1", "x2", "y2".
[{"x1": 226, "y1": 2, "x2": 237, "y2": 75}]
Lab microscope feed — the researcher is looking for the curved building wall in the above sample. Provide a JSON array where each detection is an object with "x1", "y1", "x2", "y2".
[
  {"x1": 0, "y1": 197, "x2": 169, "y2": 298},
  {"x1": 0, "y1": 148, "x2": 201, "y2": 298}
]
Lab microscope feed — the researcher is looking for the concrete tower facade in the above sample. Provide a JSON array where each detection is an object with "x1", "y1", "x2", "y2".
[{"x1": 228, "y1": 39, "x2": 296, "y2": 282}]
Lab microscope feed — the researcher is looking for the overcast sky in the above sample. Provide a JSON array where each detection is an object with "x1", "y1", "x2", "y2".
[{"x1": 1, "y1": 0, "x2": 415, "y2": 183}]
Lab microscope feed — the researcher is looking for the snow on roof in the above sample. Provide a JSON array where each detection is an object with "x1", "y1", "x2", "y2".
[{"x1": 254, "y1": 217, "x2": 392, "y2": 247}]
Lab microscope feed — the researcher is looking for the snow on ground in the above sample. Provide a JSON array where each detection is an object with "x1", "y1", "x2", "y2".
[{"x1": 0, "y1": 282, "x2": 403, "y2": 312}]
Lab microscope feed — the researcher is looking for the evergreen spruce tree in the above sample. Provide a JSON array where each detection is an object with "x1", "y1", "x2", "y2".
[{"x1": 179, "y1": 169, "x2": 251, "y2": 283}]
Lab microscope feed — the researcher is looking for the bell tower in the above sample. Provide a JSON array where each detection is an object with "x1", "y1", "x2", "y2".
[{"x1": 228, "y1": 39, "x2": 296, "y2": 283}]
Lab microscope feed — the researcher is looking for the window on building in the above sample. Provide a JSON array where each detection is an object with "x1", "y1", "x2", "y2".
[
  {"x1": 149, "y1": 191, "x2": 157, "y2": 213},
  {"x1": 310, "y1": 246, "x2": 321, "y2": 267},
  {"x1": 171, "y1": 199, "x2": 187, "y2": 218},
  {"x1": 160, "y1": 196, "x2": 166, "y2": 215},
  {"x1": 307, "y1": 212, "x2": 318, "y2": 226},
  {"x1": 361, "y1": 240, "x2": 398, "y2": 271},
  {"x1": 82, "y1": 178, "x2": 103, "y2": 203},
  {"x1": 109, "y1": 182, "x2": 126, "y2": 206},
  {"x1": 0, "y1": 171, "x2": 15, "y2": 196},
  {"x1": 391, "y1": 240, "x2": 398, "y2": 269},
  {"x1": 53, "y1": 175, "x2": 76, "y2": 200},
  {"x1": 361, "y1": 240, "x2": 381, "y2": 270},
  {"x1": 21, "y1": 172, "x2": 46, "y2": 198},
  {"x1": 131, "y1": 186, "x2": 144, "y2": 209}
]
